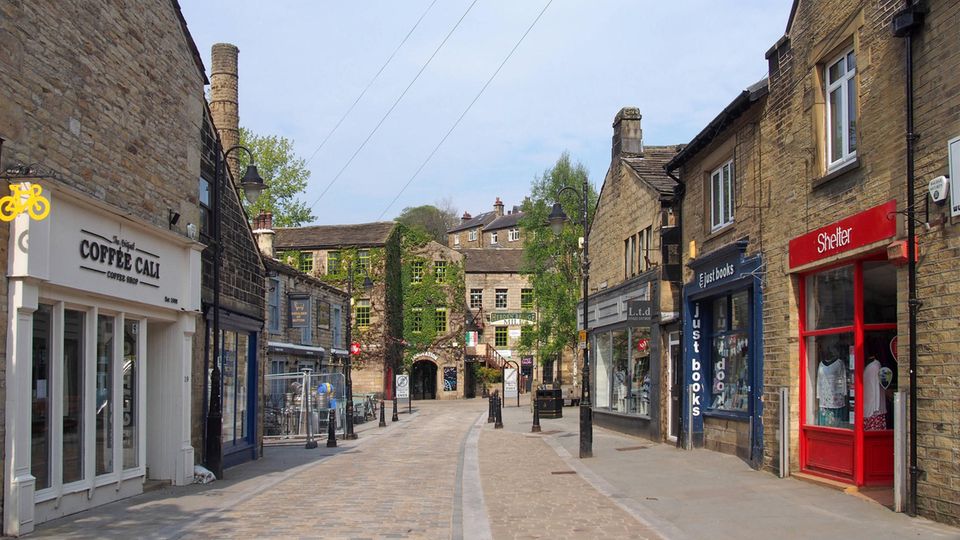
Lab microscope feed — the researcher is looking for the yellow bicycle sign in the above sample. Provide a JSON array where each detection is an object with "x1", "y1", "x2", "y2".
[{"x1": 0, "y1": 183, "x2": 50, "y2": 221}]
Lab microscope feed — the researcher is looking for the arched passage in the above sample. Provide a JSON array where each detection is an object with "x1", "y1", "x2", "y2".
[{"x1": 411, "y1": 359, "x2": 438, "y2": 400}]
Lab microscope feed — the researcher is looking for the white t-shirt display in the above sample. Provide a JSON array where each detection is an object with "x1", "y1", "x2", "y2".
[
  {"x1": 863, "y1": 359, "x2": 887, "y2": 417},
  {"x1": 817, "y1": 359, "x2": 847, "y2": 409}
]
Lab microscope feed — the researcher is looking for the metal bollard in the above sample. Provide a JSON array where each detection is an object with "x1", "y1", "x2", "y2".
[
  {"x1": 326, "y1": 408, "x2": 337, "y2": 448},
  {"x1": 379, "y1": 399, "x2": 386, "y2": 428},
  {"x1": 531, "y1": 396, "x2": 541, "y2": 433},
  {"x1": 392, "y1": 398, "x2": 399, "y2": 422},
  {"x1": 487, "y1": 393, "x2": 495, "y2": 423},
  {"x1": 305, "y1": 385, "x2": 318, "y2": 449},
  {"x1": 494, "y1": 395, "x2": 503, "y2": 429}
]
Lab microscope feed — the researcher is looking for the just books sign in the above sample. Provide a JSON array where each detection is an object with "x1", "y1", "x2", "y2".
[{"x1": 788, "y1": 200, "x2": 897, "y2": 270}]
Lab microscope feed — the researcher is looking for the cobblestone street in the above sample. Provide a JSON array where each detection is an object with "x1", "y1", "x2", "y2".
[{"x1": 31, "y1": 398, "x2": 960, "y2": 540}]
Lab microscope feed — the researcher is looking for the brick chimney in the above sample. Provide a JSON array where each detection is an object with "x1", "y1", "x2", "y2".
[
  {"x1": 252, "y1": 211, "x2": 275, "y2": 257},
  {"x1": 461, "y1": 212, "x2": 472, "y2": 224},
  {"x1": 493, "y1": 197, "x2": 504, "y2": 217},
  {"x1": 612, "y1": 107, "x2": 643, "y2": 160},
  {"x1": 210, "y1": 43, "x2": 240, "y2": 180}
]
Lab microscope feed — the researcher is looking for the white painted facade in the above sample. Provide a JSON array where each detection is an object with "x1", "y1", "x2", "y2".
[{"x1": 3, "y1": 184, "x2": 202, "y2": 535}]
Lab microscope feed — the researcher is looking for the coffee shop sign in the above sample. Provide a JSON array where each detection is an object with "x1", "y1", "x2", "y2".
[{"x1": 79, "y1": 230, "x2": 160, "y2": 286}]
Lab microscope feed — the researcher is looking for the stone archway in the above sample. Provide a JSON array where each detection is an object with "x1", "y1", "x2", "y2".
[{"x1": 411, "y1": 359, "x2": 438, "y2": 400}]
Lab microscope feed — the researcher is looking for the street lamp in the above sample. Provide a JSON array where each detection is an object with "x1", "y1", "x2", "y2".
[
  {"x1": 344, "y1": 263, "x2": 373, "y2": 440},
  {"x1": 548, "y1": 183, "x2": 592, "y2": 459},
  {"x1": 205, "y1": 144, "x2": 267, "y2": 479}
]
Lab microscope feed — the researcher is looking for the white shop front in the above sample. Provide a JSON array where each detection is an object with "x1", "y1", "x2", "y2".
[{"x1": 3, "y1": 184, "x2": 202, "y2": 535}]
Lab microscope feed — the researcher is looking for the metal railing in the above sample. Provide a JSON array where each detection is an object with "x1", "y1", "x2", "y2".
[{"x1": 264, "y1": 371, "x2": 347, "y2": 438}]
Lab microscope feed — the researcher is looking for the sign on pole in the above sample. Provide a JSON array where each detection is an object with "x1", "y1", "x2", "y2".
[
  {"x1": 396, "y1": 375, "x2": 409, "y2": 399},
  {"x1": 504, "y1": 368, "x2": 518, "y2": 400}
]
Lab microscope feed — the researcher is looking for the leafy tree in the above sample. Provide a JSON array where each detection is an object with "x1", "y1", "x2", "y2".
[
  {"x1": 517, "y1": 152, "x2": 598, "y2": 375},
  {"x1": 237, "y1": 127, "x2": 315, "y2": 226},
  {"x1": 394, "y1": 199, "x2": 459, "y2": 244}
]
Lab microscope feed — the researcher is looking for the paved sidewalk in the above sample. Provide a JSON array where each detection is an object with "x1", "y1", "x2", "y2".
[{"x1": 496, "y1": 398, "x2": 960, "y2": 540}]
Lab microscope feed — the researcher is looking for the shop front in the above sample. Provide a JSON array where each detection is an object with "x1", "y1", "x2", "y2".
[
  {"x1": 583, "y1": 277, "x2": 660, "y2": 440},
  {"x1": 790, "y1": 200, "x2": 899, "y2": 486},
  {"x1": 683, "y1": 240, "x2": 763, "y2": 466},
  {"x1": 4, "y1": 185, "x2": 201, "y2": 533}
]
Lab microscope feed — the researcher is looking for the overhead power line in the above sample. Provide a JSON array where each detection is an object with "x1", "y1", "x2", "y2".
[
  {"x1": 304, "y1": 0, "x2": 439, "y2": 166},
  {"x1": 307, "y1": 0, "x2": 480, "y2": 212},
  {"x1": 377, "y1": 0, "x2": 554, "y2": 220}
]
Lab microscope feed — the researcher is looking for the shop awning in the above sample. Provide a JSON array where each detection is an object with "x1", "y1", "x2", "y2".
[{"x1": 267, "y1": 341, "x2": 326, "y2": 358}]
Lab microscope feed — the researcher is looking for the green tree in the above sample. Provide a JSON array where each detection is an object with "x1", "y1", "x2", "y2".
[
  {"x1": 237, "y1": 127, "x2": 315, "y2": 226},
  {"x1": 394, "y1": 199, "x2": 459, "y2": 244},
  {"x1": 517, "y1": 152, "x2": 598, "y2": 369}
]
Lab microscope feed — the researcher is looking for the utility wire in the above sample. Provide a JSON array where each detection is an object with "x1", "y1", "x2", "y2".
[
  {"x1": 304, "y1": 0, "x2": 439, "y2": 166},
  {"x1": 378, "y1": 0, "x2": 553, "y2": 219},
  {"x1": 307, "y1": 0, "x2": 480, "y2": 212}
]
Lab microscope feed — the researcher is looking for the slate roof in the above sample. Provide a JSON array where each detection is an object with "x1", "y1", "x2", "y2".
[
  {"x1": 448, "y1": 211, "x2": 497, "y2": 234},
  {"x1": 483, "y1": 211, "x2": 524, "y2": 232},
  {"x1": 621, "y1": 145, "x2": 682, "y2": 199},
  {"x1": 274, "y1": 222, "x2": 396, "y2": 250},
  {"x1": 462, "y1": 249, "x2": 526, "y2": 273},
  {"x1": 262, "y1": 257, "x2": 349, "y2": 298}
]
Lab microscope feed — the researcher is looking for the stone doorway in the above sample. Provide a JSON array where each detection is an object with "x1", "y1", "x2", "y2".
[{"x1": 411, "y1": 360, "x2": 437, "y2": 400}]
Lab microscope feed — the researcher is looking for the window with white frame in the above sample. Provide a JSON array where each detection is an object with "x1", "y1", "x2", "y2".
[
  {"x1": 710, "y1": 159, "x2": 735, "y2": 231},
  {"x1": 495, "y1": 289, "x2": 508, "y2": 309},
  {"x1": 624, "y1": 235, "x2": 635, "y2": 278},
  {"x1": 490, "y1": 231, "x2": 498, "y2": 245},
  {"x1": 825, "y1": 49, "x2": 857, "y2": 169},
  {"x1": 454, "y1": 234, "x2": 460, "y2": 246},
  {"x1": 508, "y1": 228, "x2": 520, "y2": 242},
  {"x1": 468, "y1": 229, "x2": 478, "y2": 241}
]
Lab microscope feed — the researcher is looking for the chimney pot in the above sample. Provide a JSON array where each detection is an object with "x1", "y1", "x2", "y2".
[{"x1": 461, "y1": 212, "x2": 472, "y2": 224}]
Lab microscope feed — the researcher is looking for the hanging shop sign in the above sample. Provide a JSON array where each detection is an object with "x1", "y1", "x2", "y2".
[
  {"x1": 626, "y1": 299, "x2": 653, "y2": 322},
  {"x1": 521, "y1": 356, "x2": 534, "y2": 366},
  {"x1": 486, "y1": 311, "x2": 536, "y2": 325},
  {"x1": 661, "y1": 225, "x2": 682, "y2": 282},
  {"x1": 788, "y1": 200, "x2": 897, "y2": 269},
  {"x1": 289, "y1": 296, "x2": 310, "y2": 328},
  {"x1": 0, "y1": 182, "x2": 50, "y2": 221},
  {"x1": 687, "y1": 301, "x2": 704, "y2": 418}
]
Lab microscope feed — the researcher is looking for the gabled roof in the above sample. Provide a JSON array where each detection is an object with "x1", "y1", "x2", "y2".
[
  {"x1": 621, "y1": 145, "x2": 681, "y2": 199},
  {"x1": 170, "y1": 0, "x2": 210, "y2": 84},
  {"x1": 483, "y1": 212, "x2": 524, "y2": 232},
  {"x1": 665, "y1": 78, "x2": 769, "y2": 173},
  {"x1": 448, "y1": 211, "x2": 497, "y2": 234},
  {"x1": 462, "y1": 249, "x2": 525, "y2": 274},
  {"x1": 275, "y1": 222, "x2": 397, "y2": 250}
]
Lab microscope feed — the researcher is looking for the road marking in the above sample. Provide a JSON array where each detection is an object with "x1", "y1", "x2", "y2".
[{"x1": 458, "y1": 413, "x2": 493, "y2": 540}]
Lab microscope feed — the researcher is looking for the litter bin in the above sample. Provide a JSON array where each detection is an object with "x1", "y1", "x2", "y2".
[{"x1": 536, "y1": 386, "x2": 562, "y2": 419}]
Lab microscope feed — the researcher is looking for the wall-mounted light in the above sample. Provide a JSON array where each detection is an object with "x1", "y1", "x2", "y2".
[{"x1": 169, "y1": 209, "x2": 181, "y2": 229}]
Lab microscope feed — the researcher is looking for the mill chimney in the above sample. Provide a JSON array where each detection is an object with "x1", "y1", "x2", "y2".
[{"x1": 210, "y1": 43, "x2": 241, "y2": 180}]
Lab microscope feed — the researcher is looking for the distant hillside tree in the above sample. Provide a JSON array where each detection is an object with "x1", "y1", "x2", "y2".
[{"x1": 395, "y1": 199, "x2": 459, "y2": 244}]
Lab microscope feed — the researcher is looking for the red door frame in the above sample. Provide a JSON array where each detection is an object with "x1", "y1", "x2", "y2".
[{"x1": 798, "y1": 252, "x2": 896, "y2": 486}]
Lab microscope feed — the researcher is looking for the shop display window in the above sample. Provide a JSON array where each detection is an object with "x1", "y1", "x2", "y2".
[
  {"x1": 594, "y1": 333, "x2": 612, "y2": 408},
  {"x1": 96, "y1": 315, "x2": 114, "y2": 476},
  {"x1": 709, "y1": 291, "x2": 750, "y2": 412},
  {"x1": 630, "y1": 328, "x2": 651, "y2": 416},
  {"x1": 211, "y1": 329, "x2": 255, "y2": 447},
  {"x1": 806, "y1": 266, "x2": 854, "y2": 329},
  {"x1": 122, "y1": 320, "x2": 139, "y2": 469},
  {"x1": 611, "y1": 330, "x2": 629, "y2": 413},
  {"x1": 63, "y1": 309, "x2": 86, "y2": 484},
  {"x1": 806, "y1": 333, "x2": 855, "y2": 429},
  {"x1": 592, "y1": 327, "x2": 652, "y2": 416},
  {"x1": 32, "y1": 305, "x2": 53, "y2": 490}
]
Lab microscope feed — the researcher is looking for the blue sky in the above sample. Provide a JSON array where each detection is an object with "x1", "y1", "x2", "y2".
[{"x1": 180, "y1": 1, "x2": 789, "y2": 225}]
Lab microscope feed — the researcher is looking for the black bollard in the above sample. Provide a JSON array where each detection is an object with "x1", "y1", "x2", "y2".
[
  {"x1": 531, "y1": 396, "x2": 541, "y2": 433},
  {"x1": 392, "y1": 398, "x2": 399, "y2": 422},
  {"x1": 487, "y1": 394, "x2": 495, "y2": 423},
  {"x1": 494, "y1": 395, "x2": 503, "y2": 429},
  {"x1": 379, "y1": 399, "x2": 386, "y2": 428},
  {"x1": 326, "y1": 408, "x2": 337, "y2": 448}
]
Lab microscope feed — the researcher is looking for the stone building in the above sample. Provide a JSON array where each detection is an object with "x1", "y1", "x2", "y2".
[
  {"x1": 665, "y1": 82, "x2": 768, "y2": 464},
  {"x1": 0, "y1": 1, "x2": 211, "y2": 533},
  {"x1": 199, "y1": 43, "x2": 267, "y2": 472},
  {"x1": 582, "y1": 107, "x2": 682, "y2": 441},
  {"x1": 758, "y1": 0, "x2": 960, "y2": 524},
  {"x1": 273, "y1": 222, "x2": 403, "y2": 398},
  {"x1": 402, "y1": 237, "x2": 467, "y2": 400},
  {"x1": 250, "y1": 212, "x2": 351, "y2": 435}
]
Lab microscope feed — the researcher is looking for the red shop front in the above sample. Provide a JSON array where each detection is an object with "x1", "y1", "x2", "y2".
[{"x1": 789, "y1": 200, "x2": 901, "y2": 486}]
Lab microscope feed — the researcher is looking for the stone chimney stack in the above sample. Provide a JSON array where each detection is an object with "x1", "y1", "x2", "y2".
[
  {"x1": 494, "y1": 197, "x2": 504, "y2": 217},
  {"x1": 612, "y1": 107, "x2": 643, "y2": 160},
  {"x1": 210, "y1": 43, "x2": 240, "y2": 180},
  {"x1": 461, "y1": 212, "x2": 472, "y2": 224},
  {"x1": 252, "y1": 211, "x2": 275, "y2": 258}
]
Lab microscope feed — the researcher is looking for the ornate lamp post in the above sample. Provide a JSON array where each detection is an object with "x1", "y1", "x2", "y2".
[
  {"x1": 547, "y1": 181, "x2": 592, "y2": 459},
  {"x1": 205, "y1": 145, "x2": 268, "y2": 479},
  {"x1": 344, "y1": 263, "x2": 373, "y2": 440}
]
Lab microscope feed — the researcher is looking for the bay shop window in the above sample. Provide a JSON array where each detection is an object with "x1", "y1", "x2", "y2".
[{"x1": 30, "y1": 304, "x2": 146, "y2": 500}]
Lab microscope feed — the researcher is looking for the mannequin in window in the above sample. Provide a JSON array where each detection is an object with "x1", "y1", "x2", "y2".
[
  {"x1": 863, "y1": 355, "x2": 887, "y2": 430},
  {"x1": 817, "y1": 353, "x2": 847, "y2": 427}
]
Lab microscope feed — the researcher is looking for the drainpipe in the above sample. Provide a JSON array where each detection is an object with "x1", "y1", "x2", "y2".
[
  {"x1": 666, "y1": 168, "x2": 684, "y2": 448},
  {"x1": 892, "y1": 0, "x2": 925, "y2": 517}
]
